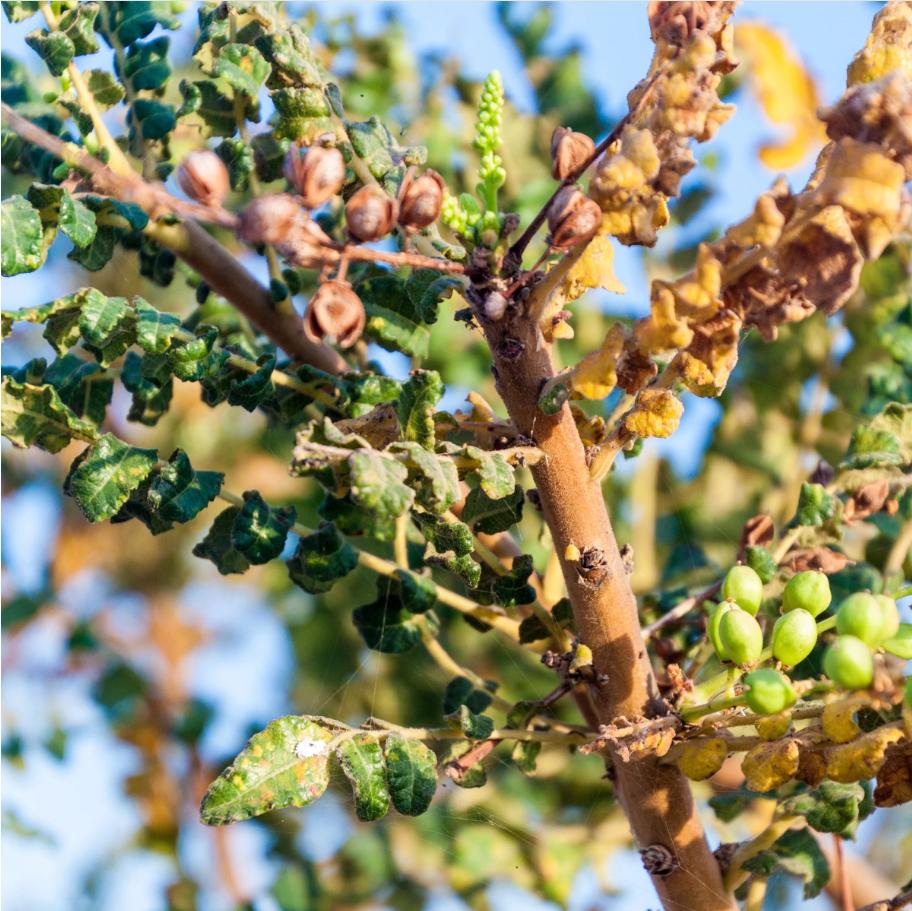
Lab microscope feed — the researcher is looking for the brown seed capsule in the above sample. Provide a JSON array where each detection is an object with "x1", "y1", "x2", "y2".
[
  {"x1": 284, "y1": 144, "x2": 346, "y2": 209},
  {"x1": 397, "y1": 167, "x2": 445, "y2": 228},
  {"x1": 345, "y1": 185, "x2": 398, "y2": 242},
  {"x1": 304, "y1": 280, "x2": 366, "y2": 349},
  {"x1": 550, "y1": 127, "x2": 596, "y2": 181},
  {"x1": 547, "y1": 186, "x2": 602, "y2": 249},
  {"x1": 177, "y1": 149, "x2": 230, "y2": 208},
  {"x1": 238, "y1": 194, "x2": 304, "y2": 247}
]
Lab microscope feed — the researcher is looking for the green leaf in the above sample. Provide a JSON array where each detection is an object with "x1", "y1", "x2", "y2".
[
  {"x1": 393, "y1": 569, "x2": 437, "y2": 614},
  {"x1": 57, "y1": 3, "x2": 99, "y2": 56},
  {"x1": 179, "y1": 79, "x2": 236, "y2": 136},
  {"x1": 425, "y1": 551, "x2": 482, "y2": 589},
  {"x1": 123, "y1": 35, "x2": 171, "y2": 91},
  {"x1": 64, "y1": 432, "x2": 158, "y2": 522},
  {"x1": 192, "y1": 505, "x2": 249, "y2": 573},
  {"x1": 58, "y1": 191, "x2": 97, "y2": 248},
  {"x1": 518, "y1": 598, "x2": 573, "y2": 643},
  {"x1": 135, "y1": 297, "x2": 181, "y2": 354},
  {"x1": 464, "y1": 446, "x2": 515, "y2": 499},
  {"x1": 1, "y1": 195, "x2": 44, "y2": 275},
  {"x1": 78, "y1": 289, "x2": 136, "y2": 366},
  {"x1": 287, "y1": 523, "x2": 358, "y2": 594},
  {"x1": 44, "y1": 353, "x2": 113, "y2": 425},
  {"x1": 477, "y1": 554, "x2": 536, "y2": 608},
  {"x1": 450, "y1": 704, "x2": 494, "y2": 739},
  {"x1": 349, "y1": 450, "x2": 415, "y2": 519},
  {"x1": 2, "y1": 2, "x2": 40, "y2": 24},
  {"x1": 335, "y1": 735, "x2": 390, "y2": 822},
  {"x1": 780, "y1": 782, "x2": 865, "y2": 837},
  {"x1": 363, "y1": 301, "x2": 430, "y2": 359},
  {"x1": 201, "y1": 716, "x2": 335, "y2": 825},
  {"x1": 1, "y1": 377, "x2": 97, "y2": 452},
  {"x1": 216, "y1": 43, "x2": 269, "y2": 98},
  {"x1": 708, "y1": 787, "x2": 757, "y2": 823},
  {"x1": 791, "y1": 483, "x2": 837, "y2": 528},
  {"x1": 147, "y1": 449, "x2": 223, "y2": 524},
  {"x1": 130, "y1": 98, "x2": 176, "y2": 141},
  {"x1": 67, "y1": 224, "x2": 119, "y2": 272},
  {"x1": 396, "y1": 370, "x2": 443, "y2": 450},
  {"x1": 442, "y1": 677, "x2": 493, "y2": 715},
  {"x1": 417, "y1": 514, "x2": 474, "y2": 557},
  {"x1": 25, "y1": 28, "x2": 74, "y2": 76},
  {"x1": 168, "y1": 326, "x2": 217, "y2": 381},
  {"x1": 741, "y1": 829, "x2": 830, "y2": 899},
  {"x1": 462, "y1": 485, "x2": 523, "y2": 534},
  {"x1": 405, "y1": 269, "x2": 461, "y2": 325},
  {"x1": 85, "y1": 69, "x2": 124, "y2": 109},
  {"x1": 745, "y1": 545, "x2": 778, "y2": 584},
  {"x1": 352, "y1": 592, "x2": 424, "y2": 653},
  {"x1": 255, "y1": 26, "x2": 322, "y2": 89},
  {"x1": 110, "y1": 1, "x2": 178, "y2": 47},
  {"x1": 318, "y1": 492, "x2": 397, "y2": 543},
  {"x1": 226, "y1": 352, "x2": 276, "y2": 412},
  {"x1": 390, "y1": 442, "x2": 459, "y2": 514},
  {"x1": 384, "y1": 735, "x2": 437, "y2": 816}
]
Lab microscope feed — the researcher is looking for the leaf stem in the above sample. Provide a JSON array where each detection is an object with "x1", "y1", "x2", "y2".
[{"x1": 724, "y1": 815, "x2": 804, "y2": 892}]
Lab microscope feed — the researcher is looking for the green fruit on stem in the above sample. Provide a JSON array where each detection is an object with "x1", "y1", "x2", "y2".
[
  {"x1": 823, "y1": 635, "x2": 874, "y2": 690},
  {"x1": 743, "y1": 669, "x2": 797, "y2": 716},
  {"x1": 708, "y1": 600, "x2": 738, "y2": 660},
  {"x1": 771, "y1": 609, "x2": 817, "y2": 666},
  {"x1": 721, "y1": 564, "x2": 764, "y2": 615},
  {"x1": 883, "y1": 623, "x2": 912, "y2": 660},
  {"x1": 836, "y1": 592, "x2": 885, "y2": 647},
  {"x1": 874, "y1": 594, "x2": 900, "y2": 641},
  {"x1": 906, "y1": 677, "x2": 912, "y2": 709},
  {"x1": 718, "y1": 607, "x2": 763, "y2": 666},
  {"x1": 782, "y1": 570, "x2": 831, "y2": 617}
]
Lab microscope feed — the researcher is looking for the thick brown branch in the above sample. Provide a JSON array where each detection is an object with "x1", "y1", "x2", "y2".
[
  {"x1": 482, "y1": 314, "x2": 734, "y2": 910},
  {"x1": 1, "y1": 103, "x2": 346, "y2": 374}
]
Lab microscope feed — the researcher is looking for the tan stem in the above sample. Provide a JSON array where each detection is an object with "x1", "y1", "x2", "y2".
[{"x1": 482, "y1": 315, "x2": 734, "y2": 910}]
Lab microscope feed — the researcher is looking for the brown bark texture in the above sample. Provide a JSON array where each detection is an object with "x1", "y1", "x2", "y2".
[{"x1": 484, "y1": 313, "x2": 735, "y2": 911}]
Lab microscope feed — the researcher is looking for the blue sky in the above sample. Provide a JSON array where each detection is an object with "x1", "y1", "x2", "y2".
[{"x1": 2, "y1": 4, "x2": 905, "y2": 911}]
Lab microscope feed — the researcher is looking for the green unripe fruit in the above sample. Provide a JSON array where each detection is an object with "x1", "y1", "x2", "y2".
[
  {"x1": 771, "y1": 609, "x2": 817, "y2": 666},
  {"x1": 782, "y1": 570, "x2": 831, "y2": 617},
  {"x1": 823, "y1": 635, "x2": 874, "y2": 690},
  {"x1": 906, "y1": 677, "x2": 912, "y2": 709},
  {"x1": 874, "y1": 594, "x2": 900, "y2": 641},
  {"x1": 743, "y1": 669, "x2": 797, "y2": 716},
  {"x1": 708, "y1": 600, "x2": 738, "y2": 660},
  {"x1": 836, "y1": 592, "x2": 885, "y2": 647},
  {"x1": 721, "y1": 564, "x2": 764, "y2": 616},
  {"x1": 718, "y1": 607, "x2": 763, "y2": 666}
]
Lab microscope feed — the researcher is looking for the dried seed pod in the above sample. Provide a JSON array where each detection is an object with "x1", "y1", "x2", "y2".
[
  {"x1": 177, "y1": 149, "x2": 230, "y2": 208},
  {"x1": 238, "y1": 194, "x2": 304, "y2": 247},
  {"x1": 647, "y1": 1, "x2": 713, "y2": 45},
  {"x1": 345, "y1": 185, "x2": 398, "y2": 242},
  {"x1": 550, "y1": 127, "x2": 596, "y2": 180},
  {"x1": 547, "y1": 186, "x2": 602, "y2": 249},
  {"x1": 284, "y1": 144, "x2": 346, "y2": 209},
  {"x1": 397, "y1": 167, "x2": 445, "y2": 228},
  {"x1": 304, "y1": 280, "x2": 365, "y2": 348}
]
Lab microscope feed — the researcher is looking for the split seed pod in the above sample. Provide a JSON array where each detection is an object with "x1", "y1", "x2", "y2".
[
  {"x1": 345, "y1": 185, "x2": 398, "y2": 242},
  {"x1": 397, "y1": 167, "x2": 445, "y2": 228},
  {"x1": 304, "y1": 280, "x2": 366, "y2": 348},
  {"x1": 238, "y1": 194, "x2": 304, "y2": 247},
  {"x1": 550, "y1": 127, "x2": 596, "y2": 181},
  {"x1": 547, "y1": 186, "x2": 602, "y2": 249},
  {"x1": 284, "y1": 144, "x2": 346, "y2": 209},
  {"x1": 178, "y1": 150, "x2": 230, "y2": 208}
]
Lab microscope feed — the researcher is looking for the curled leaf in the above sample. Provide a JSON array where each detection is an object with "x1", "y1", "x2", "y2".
[
  {"x1": 675, "y1": 736, "x2": 728, "y2": 780},
  {"x1": 741, "y1": 737, "x2": 800, "y2": 792}
]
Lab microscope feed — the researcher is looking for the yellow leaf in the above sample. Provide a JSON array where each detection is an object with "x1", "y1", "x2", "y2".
[
  {"x1": 821, "y1": 698, "x2": 863, "y2": 745},
  {"x1": 675, "y1": 737, "x2": 729, "y2": 781},
  {"x1": 825, "y1": 726, "x2": 904, "y2": 783},
  {"x1": 570, "y1": 323, "x2": 626, "y2": 400},
  {"x1": 742, "y1": 738, "x2": 800, "y2": 792},
  {"x1": 814, "y1": 139, "x2": 906, "y2": 220},
  {"x1": 560, "y1": 234, "x2": 626, "y2": 304},
  {"x1": 736, "y1": 22, "x2": 827, "y2": 170},
  {"x1": 848, "y1": 2, "x2": 912, "y2": 85},
  {"x1": 755, "y1": 712, "x2": 792, "y2": 741},
  {"x1": 624, "y1": 388, "x2": 683, "y2": 439}
]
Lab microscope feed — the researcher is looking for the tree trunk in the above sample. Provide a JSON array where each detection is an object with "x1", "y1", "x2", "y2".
[{"x1": 484, "y1": 313, "x2": 735, "y2": 911}]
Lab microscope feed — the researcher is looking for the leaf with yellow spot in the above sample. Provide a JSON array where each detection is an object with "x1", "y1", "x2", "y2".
[
  {"x1": 814, "y1": 139, "x2": 905, "y2": 220},
  {"x1": 821, "y1": 698, "x2": 862, "y2": 745},
  {"x1": 675, "y1": 737, "x2": 728, "y2": 780},
  {"x1": 742, "y1": 737, "x2": 800, "y2": 792},
  {"x1": 847, "y1": 2, "x2": 912, "y2": 85},
  {"x1": 735, "y1": 22, "x2": 826, "y2": 169},
  {"x1": 570, "y1": 323, "x2": 626, "y2": 400},
  {"x1": 824, "y1": 725, "x2": 904, "y2": 784},
  {"x1": 624, "y1": 388, "x2": 683, "y2": 439}
]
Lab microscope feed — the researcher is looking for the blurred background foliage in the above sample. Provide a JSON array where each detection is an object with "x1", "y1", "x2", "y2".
[{"x1": 2, "y1": 3, "x2": 910, "y2": 911}]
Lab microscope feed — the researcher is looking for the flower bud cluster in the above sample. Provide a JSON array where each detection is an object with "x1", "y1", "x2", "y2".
[
  {"x1": 474, "y1": 71, "x2": 507, "y2": 201},
  {"x1": 590, "y1": 4, "x2": 736, "y2": 246}
]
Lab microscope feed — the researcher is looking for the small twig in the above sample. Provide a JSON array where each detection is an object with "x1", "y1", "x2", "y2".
[
  {"x1": 724, "y1": 815, "x2": 804, "y2": 892},
  {"x1": 836, "y1": 834, "x2": 855, "y2": 911},
  {"x1": 642, "y1": 580, "x2": 722, "y2": 640}
]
